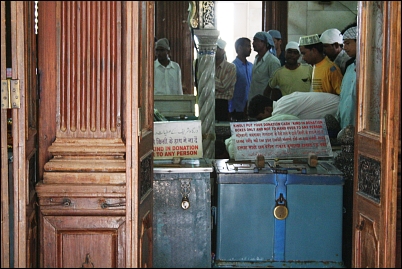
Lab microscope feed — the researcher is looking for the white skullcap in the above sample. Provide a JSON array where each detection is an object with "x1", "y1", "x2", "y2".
[
  {"x1": 343, "y1": 26, "x2": 357, "y2": 40},
  {"x1": 156, "y1": 38, "x2": 170, "y2": 50},
  {"x1": 217, "y1": 38, "x2": 227, "y2": 49},
  {"x1": 320, "y1": 28, "x2": 343, "y2": 44},
  {"x1": 299, "y1": 34, "x2": 321, "y2": 46},
  {"x1": 285, "y1": 41, "x2": 300, "y2": 53}
]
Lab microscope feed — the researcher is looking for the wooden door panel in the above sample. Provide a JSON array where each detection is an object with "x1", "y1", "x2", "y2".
[
  {"x1": 37, "y1": 2, "x2": 154, "y2": 267},
  {"x1": 355, "y1": 214, "x2": 379, "y2": 268},
  {"x1": 123, "y1": 2, "x2": 154, "y2": 267},
  {"x1": 26, "y1": 201, "x2": 39, "y2": 268},
  {"x1": 57, "y1": 1, "x2": 122, "y2": 139},
  {"x1": 139, "y1": 210, "x2": 153, "y2": 268},
  {"x1": 41, "y1": 215, "x2": 126, "y2": 268},
  {"x1": 62, "y1": 233, "x2": 115, "y2": 268},
  {"x1": 354, "y1": 1, "x2": 401, "y2": 267}
]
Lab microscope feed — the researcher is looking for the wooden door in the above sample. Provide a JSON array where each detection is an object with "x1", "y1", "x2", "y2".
[
  {"x1": 1, "y1": 1, "x2": 39, "y2": 268},
  {"x1": 35, "y1": 1, "x2": 154, "y2": 267},
  {"x1": 353, "y1": 1, "x2": 401, "y2": 267},
  {"x1": 124, "y1": 2, "x2": 154, "y2": 267}
]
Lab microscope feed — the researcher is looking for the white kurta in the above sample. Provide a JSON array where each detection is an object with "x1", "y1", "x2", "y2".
[{"x1": 154, "y1": 60, "x2": 183, "y2": 95}]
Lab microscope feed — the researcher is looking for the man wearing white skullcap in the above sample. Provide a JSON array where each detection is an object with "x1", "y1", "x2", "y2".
[
  {"x1": 264, "y1": 41, "x2": 313, "y2": 98},
  {"x1": 337, "y1": 24, "x2": 358, "y2": 128},
  {"x1": 154, "y1": 37, "x2": 183, "y2": 95},
  {"x1": 216, "y1": 38, "x2": 227, "y2": 50},
  {"x1": 214, "y1": 38, "x2": 237, "y2": 121},
  {"x1": 248, "y1": 31, "x2": 281, "y2": 108},
  {"x1": 299, "y1": 34, "x2": 343, "y2": 95},
  {"x1": 320, "y1": 28, "x2": 351, "y2": 75}
]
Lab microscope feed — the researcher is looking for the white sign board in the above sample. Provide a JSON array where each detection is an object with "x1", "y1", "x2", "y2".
[
  {"x1": 154, "y1": 120, "x2": 203, "y2": 159},
  {"x1": 231, "y1": 119, "x2": 333, "y2": 161}
]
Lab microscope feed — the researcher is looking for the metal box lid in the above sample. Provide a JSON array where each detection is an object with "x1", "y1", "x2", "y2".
[
  {"x1": 214, "y1": 158, "x2": 344, "y2": 177},
  {"x1": 154, "y1": 158, "x2": 213, "y2": 173}
]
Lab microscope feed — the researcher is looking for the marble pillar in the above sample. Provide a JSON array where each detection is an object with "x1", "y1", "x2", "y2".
[{"x1": 194, "y1": 29, "x2": 219, "y2": 159}]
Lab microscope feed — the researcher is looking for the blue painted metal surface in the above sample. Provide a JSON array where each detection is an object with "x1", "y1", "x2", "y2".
[
  {"x1": 274, "y1": 173, "x2": 287, "y2": 261},
  {"x1": 213, "y1": 159, "x2": 344, "y2": 268}
]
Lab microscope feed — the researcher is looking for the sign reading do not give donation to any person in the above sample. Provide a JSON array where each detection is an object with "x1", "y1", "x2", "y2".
[{"x1": 153, "y1": 120, "x2": 203, "y2": 159}]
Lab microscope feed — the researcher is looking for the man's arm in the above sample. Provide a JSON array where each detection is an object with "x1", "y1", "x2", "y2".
[
  {"x1": 263, "y1": 85, "x2": 282, "y2": 101},
  {"x1": 330, "y1": 66, "x2": 343, "y2": 95},
  {"x1": 263, "y1": 69, "x2": 282, "y2": 101},
  {"x1": 263, "y1": 60, "x2": 282, "y2": 100}
]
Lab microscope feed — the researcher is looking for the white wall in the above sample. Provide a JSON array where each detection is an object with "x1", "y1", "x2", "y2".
[
  {"x1": 215, "y1": 1, "x2": 262, "y2": 64},
  {"x1": 288, "y1": 1, "x2": 358, "y2": 43},
  {"x1": 215, "y1": 1, "x2": 358, "y2": 63}
]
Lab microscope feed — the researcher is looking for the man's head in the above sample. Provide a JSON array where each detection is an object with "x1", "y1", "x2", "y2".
[
  {"x1": 248, "y1": 94, "x2": 274, "y2": 120},
  {"x1": 320, "y1": 28, "x2": 344, "y2": 61},
  {"x1": 342, "y1": 26, "x2": 357, "y2": 58},
  {"x1": 284, "y1": 41, "x2": 300, "y2": 65},
  {"x1": 235, "y1": 37, "x2": 252, "y2": 58},
  {"x1": 268, "y1": 30, "x2": 282, "y2": 51},
  {"x1": 155, "y1": 38, "x2": 170, "y2": 62},
  {"x1": 253, "y1": 31, "x2": 274, "y2": 53},
  {"x1": 216, "y1": 38, "x2": 227, "y2": 60},
  {"x1": 299, "y1": 34, "x2": 324, "y2": 65}
]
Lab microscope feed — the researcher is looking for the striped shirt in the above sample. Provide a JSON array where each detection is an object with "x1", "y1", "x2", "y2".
[{"x1": 215, "y1": 60, "x2": 237, "y2": 100}]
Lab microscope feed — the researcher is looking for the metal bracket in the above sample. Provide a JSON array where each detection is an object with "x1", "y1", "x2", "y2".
[{"x1": 180, "y1": 178, "x2": 192, "y2": 210}]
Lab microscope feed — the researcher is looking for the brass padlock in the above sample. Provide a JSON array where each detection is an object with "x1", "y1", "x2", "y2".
[{"x1": 273, "y1": 194, "x2": 288, "y2": 220}]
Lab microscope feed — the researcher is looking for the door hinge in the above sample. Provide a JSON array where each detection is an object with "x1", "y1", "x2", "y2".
[
  {"x1": 382, "y1": 110, "x2": 387, "y2": 136},
  {"x1": 1, "y1": 79, "x2": 20, "y2": 109}
]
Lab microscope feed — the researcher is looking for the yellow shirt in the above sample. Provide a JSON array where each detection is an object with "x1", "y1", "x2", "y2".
[{"x1": 311, "y1": 56, "x2": 343, "y2": 95}]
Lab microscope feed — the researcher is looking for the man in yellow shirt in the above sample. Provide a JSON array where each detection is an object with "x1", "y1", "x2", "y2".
[
  {"x1": 320, "y1": 28, "x2": 351, "y2": 75},
  {"x1": 299, "y1": 34, "x2": 343, "y2": 95}
]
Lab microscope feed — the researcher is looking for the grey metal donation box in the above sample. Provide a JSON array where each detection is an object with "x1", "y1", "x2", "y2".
[{"x1": 153, "y1": 158, "x2": 213, "y2": 268}]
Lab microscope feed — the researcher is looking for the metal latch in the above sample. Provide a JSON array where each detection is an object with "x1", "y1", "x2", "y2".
[
  {"x1": 1, "y1": 79, "x2": 20, "y2": 109},
  {"x1": 180, "y1": 178, "x2": 191, "y2": 210}
]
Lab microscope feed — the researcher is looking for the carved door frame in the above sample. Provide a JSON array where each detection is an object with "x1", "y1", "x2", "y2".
[
  {"x1": 1, "y1": 1, "x2": 39, "y2": 267},
  {"x1": 353, "y1": 1, "x2": 400, "y2": 267},
  {"x1": 123, "y1": 1, "x2": 154, "y2": 267}
]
